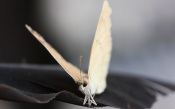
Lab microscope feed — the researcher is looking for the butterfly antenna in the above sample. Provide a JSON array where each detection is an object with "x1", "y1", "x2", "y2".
[{"x1": 79, "y1": 56, "x2": 83, "y2": 84}]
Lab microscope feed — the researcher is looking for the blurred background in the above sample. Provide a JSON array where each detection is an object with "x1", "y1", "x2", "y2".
[{"x1": 0, "y1": 0, "x2": 175, "y2": 109}]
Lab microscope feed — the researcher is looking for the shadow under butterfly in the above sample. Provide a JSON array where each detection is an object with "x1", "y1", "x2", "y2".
[{"x1": 0, "y1": 0, "x2": 175, "y2": 109}]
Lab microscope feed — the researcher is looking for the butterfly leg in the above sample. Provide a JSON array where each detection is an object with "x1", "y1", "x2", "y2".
[
  {"x1": 90, "y1": 94, "x2": 97, "y2": 105},
  {"x1": 83, "y1": 95, "x2": 88, "y2": 105}
]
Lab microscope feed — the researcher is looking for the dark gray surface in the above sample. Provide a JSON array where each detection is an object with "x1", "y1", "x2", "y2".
[{"x1": 0, "y1": 63, "x2": 175, "y2": 109}]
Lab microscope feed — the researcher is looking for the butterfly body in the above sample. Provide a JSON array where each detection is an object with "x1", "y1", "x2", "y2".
[{"x1": 79, "y1": 84, "x2": 97, "y2": 106}]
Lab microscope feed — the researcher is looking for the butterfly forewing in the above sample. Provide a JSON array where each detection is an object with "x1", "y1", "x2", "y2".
[
  {"x1": 88, "y1": 1, "x2": 112, "y2": 94},
  {"x1": 25, "y1": 25, "x2": 88, "y2": 84}
]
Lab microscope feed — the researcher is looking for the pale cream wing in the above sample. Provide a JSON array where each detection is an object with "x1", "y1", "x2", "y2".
[
  {"x1": 88, "y1": 0, "x2": 112, "y2": 94},
  {"x1": 25, "y1": 25, "x2": 88, "y2": 84}
]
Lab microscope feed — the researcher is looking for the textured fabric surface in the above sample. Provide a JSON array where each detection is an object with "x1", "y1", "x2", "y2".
[{"x1": 0, "y1": 63, "x2": 175, "y2": 109}]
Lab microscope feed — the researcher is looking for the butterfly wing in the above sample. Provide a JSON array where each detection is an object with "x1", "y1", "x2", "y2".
[
  {"x1": 25, "y1": 25, "x2": 88, "y2": 84},
  {"x1": 88, "y1": 1, "x2": 112, "y2": 94}
]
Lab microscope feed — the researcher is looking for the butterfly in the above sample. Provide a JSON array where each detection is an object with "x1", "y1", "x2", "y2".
[{"x1": 25, "y1": 0, "x2": 112, "y2": 106}]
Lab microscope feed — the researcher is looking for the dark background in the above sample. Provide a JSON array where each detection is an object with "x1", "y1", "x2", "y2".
[{"x1": 0, "y1": 0, "x2": 55, "y2": 64}]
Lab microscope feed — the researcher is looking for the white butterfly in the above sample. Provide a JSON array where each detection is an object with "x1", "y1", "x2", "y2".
[{"x1": 26, "y1": 0, "x2": 112, "y2": 106}]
